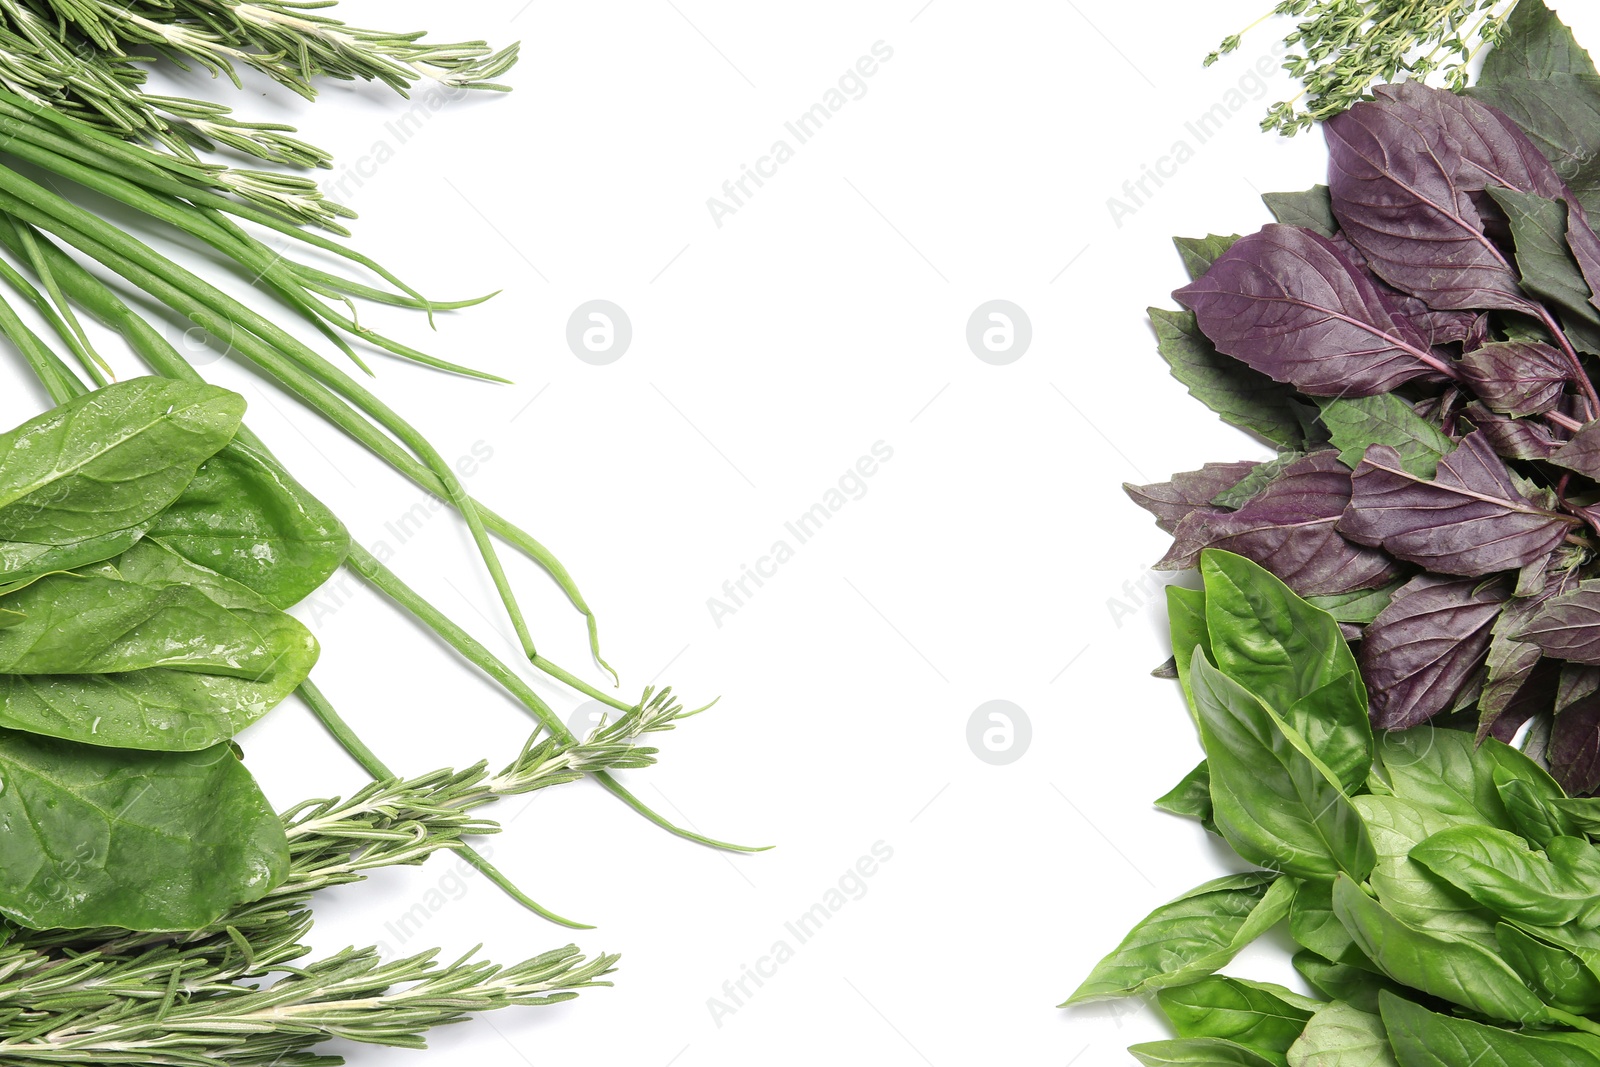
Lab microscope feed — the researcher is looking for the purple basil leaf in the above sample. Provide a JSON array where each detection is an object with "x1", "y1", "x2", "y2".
[
  {"x1": 1486, "y1": 658, "x2": 1561, "y2": 744},
  {"x1": 1156, "y1": 451, "x2": 1403, "y2": 596},
  {"x1": 1517, "y1": 580, "x2": 1600, "y2": 665},
  {"x1": 1329, "y1": 227, "x2": 1488, "y2": 347},
  {"x1": 1374, "y1": 83, "x2": 1571, "y2": 201},
  {"x1": 1173, "y1": 224, "x2": 1451, "y2": 396},
  {"x1": 1124, "y1": 462, "x2": 1261, "y2": 534},
  {"x1": 1551, "y1": 418, "x2": 1600, "y2": 480},
  {"x1": 1462, "y1": 401, "x2": 1570, "y2": 460},
  {"x1": 1553, "y1": 663, "x2": 1600, "y2": 795},
  {"x1": 1456, "y1": 340, "x2": 1572, "y2": 417},
  {"x1": 1326, "y1": 100, "x2": 1543, "y2": 315},
  {"x1": 1359, "y1": 573, "x2": 1511, "y2": 729},
  {"x1": 1338, "y1": 431, "x2": 1580, "y2": 576}
]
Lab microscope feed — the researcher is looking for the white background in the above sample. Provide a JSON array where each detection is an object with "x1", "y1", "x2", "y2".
[{"x1": 5, "y1": 1, "x2": 1599, "y2": 1064}]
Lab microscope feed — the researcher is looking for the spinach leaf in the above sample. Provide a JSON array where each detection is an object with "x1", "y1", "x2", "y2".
[
  {"x1": 1064, "y1": 873, "x2": 1293, "y2": 1005},
  {"x1": 1496, "y1": 922, "x2": 1600, "y2": 1015},
  {"x1": 0, "y1": 569, "x2": 305, "y2": 678},
  {"x1": 1410, "y1": 826, "x2": 1600, "y2": 928},
  {"x1": 1349, "y1": 795, "x2": 1497, "y2": 947},
  {"x1": 1330, "y1": 874, "x2": 1550, "y2": 1024},
  {"x1": 1158, "y1": 977, "x2": 1319, "y2": 1066},
  {"x1": 148, "y1": 435, "x2": 348, "y2": 609},
  {"x1": 1318, "y1": 396, "x2": 1453, "y2": 479},
  {"x1": 1155, "y1": 759, "x2": 1215, "y2": 832},
  {"x1": 0, "y1": 728, "x2": 287, "y2": 930},
  {"x1": 1130, "y1": 1038, "x2": 1279, "y2": 1067},
  {"x1": 1380, "y1": 989, "x2": 1600, "y2": 1067},
  {"x1": 0, "y1": 542, "x2": 317, "y2": 751},
  {"x1": 1286, "y1": 1001, "x2": 1396, "y2": 1067},
  {"x1": 1192, "y1": 655, "x2": 1374, "y2": 882},
  {"x1": 0, "y1": 378, "x2": 243, "y2": 580}
]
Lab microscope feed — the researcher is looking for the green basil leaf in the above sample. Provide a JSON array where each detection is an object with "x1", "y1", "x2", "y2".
[
  {"x1": 1150, "y1": 307, "x2": 1307, "y2": 449},
  {"x1": 1380, "y1": 989, "x2": 1600, "y2": 1067},
  {"x1": 0, "y1": 729, "x2": 287, "y2": 930},
  {"x1": 1201, "y1": 551, "x2": 1370, "y2": 789},
  {"x1": 1263, "y1": 186, "x2": 1338, "y2": 238},
  {"x1": 1064, "y1": 873, "x2": 1293, "y2": 1005},
  {"x1": 1306, "y1": 583, "x2": 1401, "y2": 627},
  {"x1": 1318, "y1": 395, "x2": 1453, "y2": 478},
  {"x1": 1496, "y1": 922, "x2": 1600, "y2": 1015},
  {"x1": 1192, "y1": 655, "x2": 1374, "y2": 881},
  {"x1": 1330, "y1": 874, "x2": 1550, "y2": 1024},
  {"x1": 0, "y1": 379, "x2": 244, "y2": 582},
  {"x1": 1158, "y1": 976, "x2": 1319, "y2": 1066},
  {"x1": 1170, "y1": 584, "x2": 1211, "y2": 727},
  {"x1": 1130, "y1": 1038, "x2": 1279, "y2": 1067},
  {"x1": 1156, "y1": 759, "x2": 1216, "y2": 832},
  {"x1": 1375, "y1": 727, "x2": 1514, "y2": 830},
  {"x1": 1290, "y1": 880, "x2": 1371, "y2": 968},
  {"x1": 1497, "y1": 768, "x2": 1579, "y2": 848},
  {"x1": 1410, "y1": 826, "x2": 1600, "y2": 928},
  {"x1": 1291, "y1": 951, "x2": 1403, "y2": 1015},
  {"x1": 1287, "y1": 1001, "x2": 1396, "y2": 1067},
  {"x1": 1553, "y1": 796, "x2": 1600, "y2": 838},
  {"x1": 1175, "y1": 235, "x2": 1242, "y2": 280},
  {"x1": 1486, "y1": 187, "x2": 1600, "y2": 352},
  {"x1": 1350, "y1": 794, "x2": 1497, "y2": 947},
  {"x1": 1212, "y1": 451, "x2": 1306, "y2": 510},
  {"x1": 147, "y1": 435, "x2": 348, "y2": 609}
]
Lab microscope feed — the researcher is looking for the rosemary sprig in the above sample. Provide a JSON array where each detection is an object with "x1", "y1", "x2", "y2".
[
  {"x1": 0, "y1": 694, "x2": 687, "y2": 1064},
  {"x1": 1208, "y1": 0, "x2": 1519, "y2": 134}
]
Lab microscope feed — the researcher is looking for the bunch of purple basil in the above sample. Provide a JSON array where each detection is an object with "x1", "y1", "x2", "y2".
[{"x1": 1129, "y1": 65, "x2": 1600, "y2": 795}]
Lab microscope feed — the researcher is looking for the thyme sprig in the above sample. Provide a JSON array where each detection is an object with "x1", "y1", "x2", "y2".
[{"x1": 1208, "y1": 0, "x2": 1519, "y2": 134}]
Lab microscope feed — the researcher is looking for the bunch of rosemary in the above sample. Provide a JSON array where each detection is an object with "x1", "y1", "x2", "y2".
[
  {"x1": 1208, "y1": 0, "x2": 1519, "y2": 134},
  {"x1": 0, "y1": 691, "x2": 694, "y2": 1064}
]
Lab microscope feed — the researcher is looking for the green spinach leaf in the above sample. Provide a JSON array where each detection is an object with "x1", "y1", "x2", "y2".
[
  {"x1": 0, "y1": 378, "x2": 243, "y2": 580},
  {"x1": 0, "y1": 728, "x2": 287, "y2": 930},
  {"x1": 148, "y1": 435, "x2": 348, "y2": 609}
]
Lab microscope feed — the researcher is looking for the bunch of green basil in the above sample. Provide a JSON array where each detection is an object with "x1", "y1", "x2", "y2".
[
  {"x1": 1068, "y1": 550, "x2": 1600, "y2": 1066},
  {"x1": 0, "y1": 377, "x2": 347, "y2": 932}
]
